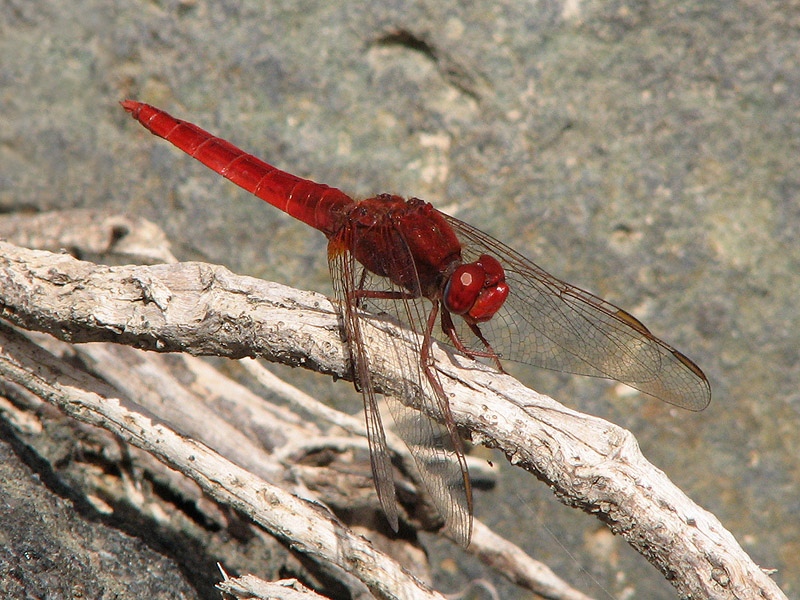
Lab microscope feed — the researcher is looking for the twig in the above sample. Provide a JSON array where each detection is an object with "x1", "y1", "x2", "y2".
[
  {"x1": 217, "y1": 574, "x2": 328, "y2": 600},
  {"x1": 0, "y1": 321, "x2": 441, "y2": 600}
]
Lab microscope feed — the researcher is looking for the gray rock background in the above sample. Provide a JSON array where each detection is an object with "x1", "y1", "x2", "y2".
[{"x1": 1, "y1": 0, "x2": 797, "y2": 598}]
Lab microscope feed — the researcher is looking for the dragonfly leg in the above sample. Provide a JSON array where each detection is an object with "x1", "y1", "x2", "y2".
[
  {"x1": 440, "y1": 306, "x2": 505, "y2": 372},
  {"x1": 420, "y1": 301, "x2": 474, "y2": 520},
  {"x1": 466, "y1": 321, "x2": 505, "y2": 373},
  {"x1": 351, "y1": 289, "x2": 416, "y2": 301},
  {"x1": 346, "y1": 288, "x2": 420, "y2": 393},
  {"x1": 353, "y1": 268, "x2": 370, "y2": 309},
  {"x1": 420, "y1": 302, "x2": 440, "y2": 379}
]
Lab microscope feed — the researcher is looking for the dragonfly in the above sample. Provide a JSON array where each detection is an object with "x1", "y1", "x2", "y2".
[{"x1": 122, "y1": 100, "x2": 711, "y2": 546}]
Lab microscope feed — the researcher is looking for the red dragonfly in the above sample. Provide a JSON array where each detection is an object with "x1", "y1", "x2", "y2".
[{"x1": 122, "y1": 101, "x2": 711, "y2": 546}]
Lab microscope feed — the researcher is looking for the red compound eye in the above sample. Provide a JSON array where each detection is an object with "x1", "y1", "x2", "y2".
[
  {"x1": 444, "y1": 255, "x2": 509, "y2": 322},
  {"x1": 445, "y1": 264, "x2": 485, "y2": 315}
]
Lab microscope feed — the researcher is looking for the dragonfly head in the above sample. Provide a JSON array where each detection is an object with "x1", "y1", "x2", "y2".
[{"x1": 444, "y1": 254, "x2": 509, "y2": 323}]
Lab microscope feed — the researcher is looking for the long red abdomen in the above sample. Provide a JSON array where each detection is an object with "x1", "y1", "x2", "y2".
[{"x1": 122, "y1": 101, "x2": 354, "y2": 236}]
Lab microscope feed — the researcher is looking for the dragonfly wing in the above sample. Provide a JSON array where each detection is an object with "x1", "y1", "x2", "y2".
[
  {"x1": 441, "y1": 213, "x2": 711, "y2": 411},
  {"x1": 359, "y1": 269, "x2": 473, "y2": 545},
  {"x1": 339, "y1": 240, "x2": 473, "y2": 545},
  {"x1": 328, "y1": 239, "x2": 398, "y2": 532},
  {"x1": 386, "y1": 376, "x2": 473, "y2": 545}
]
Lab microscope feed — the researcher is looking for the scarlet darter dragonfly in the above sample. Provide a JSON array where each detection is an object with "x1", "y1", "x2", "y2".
[{"x1": 122, "y1": 100, "x2": 711, "y2": 546}]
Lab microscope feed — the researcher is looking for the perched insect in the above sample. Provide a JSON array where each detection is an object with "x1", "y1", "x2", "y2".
[{"x1": 123, "y1": 101, "x2": 710, "y2": 545}]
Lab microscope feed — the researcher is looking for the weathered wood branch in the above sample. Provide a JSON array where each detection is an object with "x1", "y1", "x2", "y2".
[
  {"x1": 0, "y1": 229, "x2": 597, "y2": 600},
  {"x1": 216, "y1": 575, "x2": 329, "y2": 600},
  {"x1": 0, "y1": 321, "x2": 439, "y2": 600},
  {"x1": 0, "y1": 239, "x2": 785, "y2": 600}
]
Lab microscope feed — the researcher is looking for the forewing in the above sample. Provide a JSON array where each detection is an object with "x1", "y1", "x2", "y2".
[
  {"x1": 440, "y1": 213, "x2": 711, "y2": 411},
  {"x1": 347, "y1": 254, "x2": 473, "y2": 545},
  {"x1": 328, "y1": 238, "x2": 398, "y2": 532}
]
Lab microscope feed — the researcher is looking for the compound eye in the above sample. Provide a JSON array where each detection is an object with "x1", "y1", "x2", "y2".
[
  {"x1": 444, "y1": 264, "x2": 484, "y2": 315},
  {"x1": 467, "y1": 281, "x2": 509, "y2": 322},
  {"x1": 476, "y1": 254, "x2": 504, "y2": 284}
]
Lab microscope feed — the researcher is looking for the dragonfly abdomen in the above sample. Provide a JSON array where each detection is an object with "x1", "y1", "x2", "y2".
[{"x1": 122, "y1": 101, "x2": 354, "y2": 236}]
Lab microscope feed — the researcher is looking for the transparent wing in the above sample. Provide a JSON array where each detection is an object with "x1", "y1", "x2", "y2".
[
  {"x1": 328, "y1": 238, "x2": 398, "y2": 532},
  {"x1": 440, "y1": 213, "x2": 711, "y2": 411},
  {"x1": 357, "y1": 268, "x2": 473, "y2": 545},
  {"x1": 329, "y1": 233, "x2": 473, "y2": 545}
]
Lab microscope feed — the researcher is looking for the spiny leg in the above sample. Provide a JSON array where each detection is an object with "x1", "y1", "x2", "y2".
[
  {"x1": 440, "y1": 305, "x2": 505, "y2": 371},
  {"x1": 419, "y1": 301, "x2": 474, "y2": 520},
  {"x1": 466, "y1": 321, "x2": 505, "y2": 372}
]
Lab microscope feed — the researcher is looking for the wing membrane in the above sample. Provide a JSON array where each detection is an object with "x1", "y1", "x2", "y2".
[
  {"x1": 328, "y1": 234, "x2": 473, "y2": 544},
  {"x1": 358, "y1": 269, "x2": 472, "y2": 545},
  {"x1": 440, "y1": 213, "x2": 711, "y2": 411},
  {"x1": 328, "y1": 240, "x2": 398, "y2": 531}
]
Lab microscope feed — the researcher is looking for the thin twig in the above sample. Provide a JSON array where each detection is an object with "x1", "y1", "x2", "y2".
[{"x1": 0, "y1": 322, "x2": 441, "y2": 600}]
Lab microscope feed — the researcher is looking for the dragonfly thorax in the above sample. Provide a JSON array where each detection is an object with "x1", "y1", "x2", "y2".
[{"x1": 347, "y1": 194, "x2": 464, "y2": 299}]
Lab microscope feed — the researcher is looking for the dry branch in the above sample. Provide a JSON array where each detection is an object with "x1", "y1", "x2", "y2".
[
  {"x1": 216, "y1": 575, "x2": 329, "y2": 600},
  {"x1": 0, "y1": 321, "x2": 440, "y2": 600},
  {"x1": 0, "y1": 239, "x2": 785, "y2": 600},
  {"x1": 0, "y1": 228, "x2": 593, "y2": 600}
]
